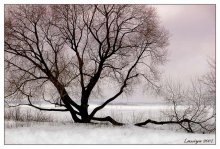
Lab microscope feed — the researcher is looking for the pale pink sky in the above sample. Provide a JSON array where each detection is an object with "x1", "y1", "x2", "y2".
[
  {"x1": 111, "y1": 5, "x2": 216, "y2": 102},
  {"x1": 155, "y1": 5, "x2": 215, "y2": 82}
]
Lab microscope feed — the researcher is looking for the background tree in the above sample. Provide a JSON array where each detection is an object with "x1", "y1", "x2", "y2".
[
  {"x1": 136, "y1": 60, "x2": 216, "y2": 133},
  {"x1": 200, "y1": 58, "x2": 216, "y2": 107},
  {"x1": 5, "y1": 4, "x2": 169, "y2": 125}
]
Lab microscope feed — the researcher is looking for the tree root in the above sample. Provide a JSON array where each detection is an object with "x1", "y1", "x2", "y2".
[{"x1": 91, "y1": 116, "x2": 124, "y2": 126}]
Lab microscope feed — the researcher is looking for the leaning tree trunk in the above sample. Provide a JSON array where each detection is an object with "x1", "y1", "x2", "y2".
[
  {"x1": 62, "y1": 98, "x2": 81, "y2": 123},
  {"x1": 53, "y1": 81, "x2": 82, "y2": 122}
]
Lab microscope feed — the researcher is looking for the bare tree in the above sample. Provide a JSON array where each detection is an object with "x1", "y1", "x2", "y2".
[
  {"x1": 200, "y1": 58, "x2": 216, "y2": 107},
  {"x1": 136, "y1": 77, "x2": 216, "y2": 133},
  {"x1": 5, "y1": 4, "x2": 169, "y2": 125}
]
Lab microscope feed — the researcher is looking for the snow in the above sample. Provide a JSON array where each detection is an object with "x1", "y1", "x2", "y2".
[
  {"x1": 4, "y1": 104, "x2": 215, "y2": 144},
  {"x1": 5, "y1": 123, "x2": 215, "y2": 144}
]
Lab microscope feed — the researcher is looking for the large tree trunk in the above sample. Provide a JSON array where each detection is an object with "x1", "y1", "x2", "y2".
[
  {"x1": 80, "y1": 103, "x2": 90, "y2": 123},
  {"x1": 52, "y1": 80, "x2": 123, "y2": 125},
  {"x1": 80, "y1": 91, "x2": 91, "y2": 123}
]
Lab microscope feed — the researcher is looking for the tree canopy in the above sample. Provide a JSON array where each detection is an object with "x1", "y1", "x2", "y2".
[{"x1": 5, "y1": 4, "x2": 169, "y2": 124}]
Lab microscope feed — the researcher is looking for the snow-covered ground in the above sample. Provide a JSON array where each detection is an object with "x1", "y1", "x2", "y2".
[
  {"x1": 4, "y1": 104, "x2": 215, "y2": 144},
  {"x1": 5, "y1": 123, "x2": 215, "y2": 144}
]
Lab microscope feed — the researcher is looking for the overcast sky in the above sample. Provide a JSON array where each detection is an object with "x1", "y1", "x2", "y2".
[
  {"x1": 109, "y1": 5, "x2": 216, "y2": 103},
  {"x1": 155, "y1": 5, "x2": 215, "y2": 82}
]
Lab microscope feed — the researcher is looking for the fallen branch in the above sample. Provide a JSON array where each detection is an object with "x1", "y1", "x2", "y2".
[{"x1": 135, "y1": 118, "x2": 194, "y2": 133}]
